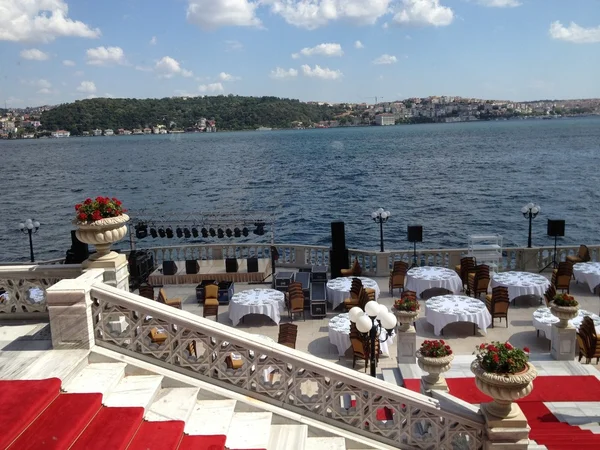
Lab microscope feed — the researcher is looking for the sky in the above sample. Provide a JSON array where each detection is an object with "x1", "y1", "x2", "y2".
[{"x1": 1, "y1": 0, "x2": 599, "y2": 107}]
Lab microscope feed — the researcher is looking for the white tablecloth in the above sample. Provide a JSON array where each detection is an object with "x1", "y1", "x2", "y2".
[
  {"x1": 425, "y1": 295, "x2": 492, "y2": 336},
  {"x1": 490, "y1": 271, "x2": 550, "y2": 302},
  {"x1": 326, "y1": 277, "x2": 380, "y2": 310},
  {"x1": 405, "y1": 267, "x2": 463, "y2": 298},
  {"x1": 573, "y1": 262, "x2": 600, "y2": 293},
  {"x1": 532, "y1": 307, "x2": 600, "y2": 340},
  {"x1": 228, "y1": 289, "x2": 285, "y2": 327},
  {"x1": 327, "y1": 313, "x2": 394, "y2": 357}
]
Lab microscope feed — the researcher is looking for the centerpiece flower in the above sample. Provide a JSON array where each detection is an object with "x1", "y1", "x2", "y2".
[
  {"x1": 550, "y1": 293, "x2": 579, "y2": 327},
  {"x1": 393, "y1": 297, "x2": 420, "y2": 331},
  {"x1": 471, "y1": 341, "x2": 537, "y2": 418},
  {"x1": 73, "y1": 197, "x2": 129, "y2": 261},
  {"x1": 416, "y1": 340, "x2": 454, "y2": 393}
]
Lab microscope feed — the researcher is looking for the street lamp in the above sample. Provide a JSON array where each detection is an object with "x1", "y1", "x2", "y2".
[
  {"x1": 349, "y1": 301, "x2": 397, "y2": 378},
  {"x1": 19, "y1": 219, "x2": 40, "y2": 262},
  {"x1": 521, "y1": 203, "x2": 540, "y2": 248},
  {"x1": 371, "y1": 208, "x2": 391, "y2": 253}
]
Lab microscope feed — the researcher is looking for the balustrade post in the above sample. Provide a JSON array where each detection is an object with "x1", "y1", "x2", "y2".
[
  {"x1": 82, "y1": 252, "x2": 129, "y2": 291},
  {"x1": 521, "y1": 248, "x2": 538, "y2": 272},
  {"x1": 375, "y1": 252, "x2": 390, "y2": 277}
]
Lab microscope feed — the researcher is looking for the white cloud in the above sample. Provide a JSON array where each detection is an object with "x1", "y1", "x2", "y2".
[
  {"x1": 354, "y1": 40, "x2": 364, "y2": 49},
  {"x1": 77, "y1": 81, "x2": 97, "y2": 93},
  {"x1": 38, "y1": 88, "x2": 54, "y2": 95},
  {"x1": 301, "y1": 64, "x2": 342, "y2": 80},
  {"x1": 224, "y1": 39, "x2": 244, "y2": 51},
  {"x1": 74, "y1": 70, "x2": 84, "y2": 76},
  {"x1": 393, "y1": 0, "x2": 454, "y2": 27},
  {"x1": 63, "y1": 59, "x2": 76, "y2": 66},
  {"x1": 0, "y1": 0, "x2": 100, "y2": 43},
  {"x1": 264, "y1": 0, "x2": 392, "y2": 29},
  {"x1": 474, "y1": 0, "x2": 520, "y2": 7},
  {"x1": 218, "y1": 72, "x2": 241, "y2": 81},
  {"x1": 150, "y1": 36, "x2": 157, "y2": 45},
  {"x1": 36, "y1": 79, "x2": 52, "y2": 89},
  {"x1": 549, "y1": 21, "x2": 600, "y2": 44},
  {"x1": 292, "y1": 43, "x2": 343, "y2": 59},
  {"x1": 373, "y1": 54, "x2": 398, "y2": 64},
  {"x1": 270, "y1": 67, "x2": 298, "y2": 79},
  {"x1": 155, "y1": 56, "x2": 193, "y2": 78},
  {"x1": 20, "y1": 48, "x2": 50, "y2": 60},
  {"x1": 86, "y1": 46, "x2": 127, "y2": 66},
  {"x1": 199, "y1": 82, "x2": 224, "y2": 93},
  {"x1": 135, "y1": 65, "x2": 153, "y2": 72},
  {"x1": 187, "y1": 0, "x2": 261, "y2": 30}
]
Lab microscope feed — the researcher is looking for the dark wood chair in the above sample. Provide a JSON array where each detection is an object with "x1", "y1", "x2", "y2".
[
  {"x1": 157, "y1": 288, "x2": 182, "y2": 309},
  {"x1": 552, "y1": 261, "x2": 573, "y2": 293},
  {"x1": 203, "y1": 284, "x2": 219, "y2": 321},
  {"x1": 278, "y1": 323, "x2": 298, "y2": 349},
  {"x1": 455, "y1": 257, "x2": 476, "y2": 290},
  {"x1": 341, "y1": 259, "x2": 362, "y2": 277},
  {"x1": 577, "y1": 316, "x2": 600, "y2": 364},
  {"x1": 351, "y1": 337, "x2": 369, "y2": 372},
  {"x1": 467, "y1": 265, "x2": 490, "y2": 299},
  {"x1": 389, "y1": 261, "x2": 408, "y2": 295},
  {"x1": 289, "y1": 291, "x2": 305, "y2": 321},
  {"x1": 138, "y1": 283, "x2": 155, "y2": 300},
  {"x1": 485, "y1": 286, "x2": 510, "y2": 328},
  {"x1": 567, "y1": 245, "x2": 591, "y2": 265},
  {"x1": 286, "y1": 282, "x2": 303, "y2": 311},
  {"x1": 543, "y1": 284, "x2": 556, "y2": 307}
]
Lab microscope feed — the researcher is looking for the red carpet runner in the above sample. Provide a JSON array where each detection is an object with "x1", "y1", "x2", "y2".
[
  {"x1": 0, "y1": 378, "x2": 265, "y2": 450},
  {"x1": 404, "y1": 375, "x2": 600, "y2": 449}
]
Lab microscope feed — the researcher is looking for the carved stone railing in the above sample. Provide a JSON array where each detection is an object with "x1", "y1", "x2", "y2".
[
  {"x1": 0, "y1": 264, "x2": 82, "y2": 317},
  {"x1": 90, "y1": 282, "x2": 485, "y2": 449}
]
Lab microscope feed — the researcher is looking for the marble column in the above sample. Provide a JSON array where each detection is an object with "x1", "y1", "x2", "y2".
[
  {"x1": 83, "y1": 253, "x2": 129, "y2": 291},
  {"x1": 396, "y1": 327, "x2": 417, "y2": 364},
  {"x1": 375, "y1": 252, "x2": 391, "y2": 277},
  {"x1": 522, "y1": 247, "x2": 540, "y2": 272},
  {"x1": 551, "y1": 324, "x2": 577, "y2": 360},
  {"x1": 482, "y1": 406, "x2": 531, "y2": 450}
]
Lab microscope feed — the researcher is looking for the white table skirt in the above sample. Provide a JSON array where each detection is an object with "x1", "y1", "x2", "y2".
[
  {"x1": 228, "y1": 289, "x2": 284, "y2": 327},
  {"x1": 405, "y1": 267, "x2": 463, "y2": 298},
  {"x1": 533, "y1": 307, "x2": 600, "y2": 340},
  {"x1": 326, "y1": 277, "x2": 380, "y2": 310},
  {"x1": 328, "y1": 313, "x2": 393, "y2": 356},
  {"x1": 573, "y1": 262, "x2": 600, "y2": 293},
  {"x1": 425, "y1": 295, "x2": 492, "y2": 336},
  {"x1": 490, "y1": 271, "x2": 550, "y2": 302}
]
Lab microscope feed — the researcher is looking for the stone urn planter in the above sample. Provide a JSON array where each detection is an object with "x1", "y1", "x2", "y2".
[
  {"x1": 394, "y1": 309, "x2": 419, "y2": 332},
  {"x1": 471, "y1": 360, "x2": 537, "y2": 419},
  {"x1": 416, "y1": 351, "x2": 454, "y2": 393},
  {"x1": 550, "y1": 302, "x2": 579, "y2": 328},
  {"x1": 75, "y1": 214, "x2": 130, "y2": 261}
]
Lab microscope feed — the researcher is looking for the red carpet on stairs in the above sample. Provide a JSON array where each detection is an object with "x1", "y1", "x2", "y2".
[
  {"x1": 128, "y1": 420, "x2": 185, "y2": 450},
  {"x1": 70, "y1": 406, "x2": 144, "y2": 450},
  {"x1": 178, "y1": 434, "x2": 227, "y2": 450}
]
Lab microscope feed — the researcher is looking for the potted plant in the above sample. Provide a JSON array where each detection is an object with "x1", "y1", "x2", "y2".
[
  {"x1": 393, "y1": 297, "x2": 420, "y2": 332},
  {"x1": 550, "y1": 293, "x2": 579, "y2": 328},
  {"x1": 416, "y1": 339, "x2": 453, "y2": 392},
  {"x1": 74, "y1": 197, "x2": 129, "y2": 261},
  {"x1": 471, "y1": 342, "x2": 537, "y2": 419}
]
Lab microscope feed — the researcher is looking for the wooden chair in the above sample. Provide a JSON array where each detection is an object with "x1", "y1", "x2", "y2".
[
  {"x1": 157, "y1": 288, "x2": 182, "y2": 309},
  {"x1": 455, "y1": 257, "x2": 476, "y2": 290},
  {"x1": 485, "y1": 286, "x2": 510, "y2": 328},
  {"x1": 543, "y1": 284, "x2": 556, "y2": 307},
  {"x1": 351, "y1": 337, "x2": 369, "y2": 372},
  {"x1": 567, "y1": 245, "x2": 591, "y2": 265},
  {"x1": 467, "y1": 265, "x2": 490, "y2": 299},
  {"x1": 203, "y1": 284, "x2": 219, "y2": 321},
  {"x1": 149, "y1": 327, "x2": 167, "y2": 344},
  {"x1": 289, "y1": 291, "x2": 305, "y2": 321},
  {"x1": 577, "y1": 316, "x2": 600, "y2": 364},
  {"x1": 341, "y1": 259, "x2": 362, "y2": 277},
  {"x1": 389, "y1": 261, "x2": 408, "y2": 295},
  {"x1": 344, "y1": 279, "x2": 364, "y2": 311},
  {"x1": 138, "y1": 283, "x2": 155, "y2": 300},
  {"x1": 552, "y1": 261, "x2": 573, "y2": 293},
  {"x1": 278, "y1": 323, "x2": 298, "y2": 349},
  {"x1": 286, "y1": 282, "x2": 303, "y2": 310}
]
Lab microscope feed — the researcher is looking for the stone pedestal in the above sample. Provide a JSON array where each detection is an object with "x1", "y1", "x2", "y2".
[
  {"x1": 396, "y1": 327, "x2": 417, "y2": 364},
  {"x1": 551, "y1": 324, "x2": 577, "y2": 360},
  {"x1": 375, "y1": 252, "x2": 391, "y2": 277},
  {"x1": 522, "y1": 247, "x2": 539, "y2": 272},
  {"x1": 83, "y1": 253, "x2": 129, "y2": 291},
  {"x1": 482, "y1": 406, "x2": 531, "y2": 450}
]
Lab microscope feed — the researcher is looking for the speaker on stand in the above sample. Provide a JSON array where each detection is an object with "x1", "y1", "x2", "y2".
[
  {"x1": 408, "y1": 225, "x2": 423, "y2": 269},
  {"x1": 330, "y1": 221, "x2": 348, "y2": 279},
  {"x1": 65, "y1": 230, "x2": 90, "y2": 264},
  {"x1": 540, "y1": 219, "x2": 565, "y2": 272}
]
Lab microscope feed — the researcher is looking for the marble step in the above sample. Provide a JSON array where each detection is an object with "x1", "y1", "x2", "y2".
[
  {"x1": 267, "y1": 424, "x2": 307, "y2": 450},
  {"x1": 185, "y1": 399, "x2": 237, "y2": 435},
  {"x1": 63, "y1": 362, "x2": 127, "y2": 395},
  {"x1": 7, "y1": 349, "x2": 89, "y2": 381},
  {"x1": 225, "y1": 412, "x2": 273, "y2": 449},
  {"x1": 145, "y1": 387, "x2": 200, "y2": 422},
  {"x1": 381, "y1": 368, "x2": 403, "y2": 387},
  {"x1": 103, "y1": 374, "x2": 163, "y2": 410},
  {"x1": 578, "y1": 423, "x2": 600, "y2": 433},
  {"x1": 305, "y1": 436, "x2": 346, "y2": 450}
]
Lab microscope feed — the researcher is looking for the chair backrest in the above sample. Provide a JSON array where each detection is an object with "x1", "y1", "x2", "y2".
[
  {"x1": 544, "y1": 284, "x2": 556, "y2": 307},
  {"x1": 556, "y1": 261, "x2": 573, "y2": 274},
  {"x1": 579, "y1": 245, "x2": 591, "y2": 261},
  {"x1": 205, "y1": 284, "x2": 219, "y2": 299},
  {"x1": 279, "y1": 323, "x2": 297, "y2": 335},
  {"x1": 491, "y1": 286, "x2": 509, "y2": 300},
  {"x1": 392, "y1": 261, "x2": 408, "y2": 274},
  {"x1": 157, "y1": 288, "x2": 167, "y2": 304},
  {"x1": 579, "y1": 316, "x2": 597, "y2": 357},
  {"x1": 492, "y1": 298, "x2": 510, "y2": 315},
  {"x1": 351, "y1": 277, "x2": 363, "y2": 289},
  {"x1": 290, "y1": 292, "x2": 304, "y2": 311},
  {"x1": 351, "y1": 337, "x2": 366, "y2": 356},
  {"x1": 288, "y1": 282, "x2": 302, "y2": 292},
  {"x1": 138, "y1": 284, "x2": 155, "y2": 300},
  {"x1": 401, "y1": 290, "x2": 417, "y2": 300},
  {"x1": 475, "y1": 265, "x2": 490, "y2": 289}
]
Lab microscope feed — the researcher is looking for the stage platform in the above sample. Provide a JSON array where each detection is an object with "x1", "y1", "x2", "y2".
[{"x1": 148, "y1": 258, "x2": 271, "y2": 285}]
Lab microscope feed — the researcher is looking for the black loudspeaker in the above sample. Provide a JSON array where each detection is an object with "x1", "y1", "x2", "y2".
[
  {"x1": 247, "y1": 257, "x2": 258, "y2": 273},
  {"x1": 408, "y1": 225, "x2": 423, "y2": 243},
  {"x1": 65, "y1": 230, "x2": 90, "y2": 263},
  {"x1": 547, "y1": 219, "x2": 565, "y2": 237},
  {"x1": 185, "y1": 259, "x2": 200, "y2": 274},
  {"x1": 331, "y1": 221, "x2": 346, "y2": 252},
  {"x1": 225, "y1": 258, "x2": 239, "y2": 273},
  {"x1": 163, "y1": 260, "x2": 178, "y2": 275},
  {"x1": 330, "y1": 249, "x2": 349, "y2": 279}
]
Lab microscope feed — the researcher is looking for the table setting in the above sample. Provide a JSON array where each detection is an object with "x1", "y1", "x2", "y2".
[
  {"x1": 573, "y1": 262, "x2": 600, "y2": 293},
  {"x1": 326, "y1": 277, "x2": 380, "y2": 310},
  {"x1": 404, "y1": 266, "x2": 463, "y2": 298},
  {"x1": 490, "y1": 271, "x2": 550, "y2": 302},
  {"x1": 228, "y1": 288, "x2": 285, "y2": 326},
  {"x1": 425, "y1": 294, "x2": 492, "y2": 336},
  {"x1": 328, "y1": 313, "x2": 393, "y2": 357},
  {"x1": 533, "y1": 307, "x2": 600, "y2": 340}
]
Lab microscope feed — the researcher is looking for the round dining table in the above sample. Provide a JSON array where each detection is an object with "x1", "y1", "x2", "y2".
[
  {"x1": 228, "y1": 289, "x2": 285, "y2": 326},
  {"x1": 405, "y1": 266, "x2": 463, "y2": 298},
  {"x1": 425, "y1": 295, "x2": 492, "y2": 336},
  {"x1": 533, "y1": 307, "x2": 600, "y2": 340},
  {"x1": 573, "y1": 262, "x2": 600, "y2": 293},
  {"x1": 327, "y1": 313, "x2": 394, "y2": 357},
  {"x1": 326, "y1": 277, "x2": 380, "y2": 310},
  {"x1": 490, "y1": 271, "x2": 550, "y2": 303}
]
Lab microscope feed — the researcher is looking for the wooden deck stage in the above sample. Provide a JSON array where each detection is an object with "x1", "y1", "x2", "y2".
[{"x1": 148, "y1": 258, "x2": 271, "y2": 285}]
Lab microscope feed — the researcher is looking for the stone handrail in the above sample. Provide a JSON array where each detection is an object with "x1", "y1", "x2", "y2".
[
  {"x1": 89, "y1": 282, "x2": 484, "y2": 449},
  {"x1": 0, "y1": 264, "x2": 83, "y2": 316}
]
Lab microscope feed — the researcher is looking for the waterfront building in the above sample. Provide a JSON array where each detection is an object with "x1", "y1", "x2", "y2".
[
  {"x1": 104, "y1": 129, "x2": 114, "y2": 136},
  {"x1": 143, "y1": 127, "x2": 152, "y2": 134},
  {"x1": 51, "y1": 130, "x2": 70, "y2": 138},
  {"x1": 93, "y1": 129, "x2": 102, "y2": 136},
  {"x1": 375, "y1": 113, "x2": 395, "y2": 126}
]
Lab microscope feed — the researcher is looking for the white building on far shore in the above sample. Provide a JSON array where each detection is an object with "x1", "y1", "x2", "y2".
[{"x1": 375, "y1": 113, "x2": 395, "y2": 126}]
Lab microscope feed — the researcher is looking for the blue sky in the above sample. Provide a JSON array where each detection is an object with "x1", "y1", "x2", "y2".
[{"x1": 1, "y1": 0, "x2": 599, "y2": 107}]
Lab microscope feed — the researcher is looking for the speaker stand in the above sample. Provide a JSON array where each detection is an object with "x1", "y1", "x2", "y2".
[
  {"x1": 410, "y1": 242, "x2": 419, "y2": 269},
  {"x1": 540, "y1": 235, "x2": 559, "y2": 273}
]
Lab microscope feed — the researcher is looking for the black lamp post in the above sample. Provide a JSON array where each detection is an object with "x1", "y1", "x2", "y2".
[
  {"x1": 521, "y1": 203, "x2": 540, "y2": 248},
  {"x1": 371, "y1": 208, "x2": 391, "y2": 252},
  {"x1": 19, "y1": 219, "x2": 41, "y2": 262},
  {"x1": 349, "y1": 301, "x2": 397, "y2": 377}
]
